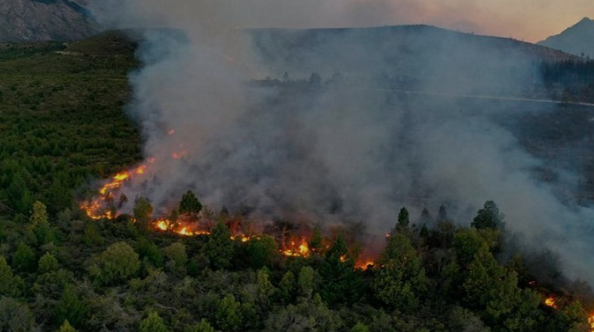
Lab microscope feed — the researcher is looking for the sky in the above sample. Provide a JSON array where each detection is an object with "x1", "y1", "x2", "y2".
[{"x1": 100, "y1": 0, "x2": 594, "y2": 43}]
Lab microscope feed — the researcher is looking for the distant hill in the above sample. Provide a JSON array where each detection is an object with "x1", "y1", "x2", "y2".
[
  {"x1": 538, "y1": 17, "x2": 594, "y2": 59},
  {"x1": 249, "y1": 25, "x2": 579, "y2": 96},
  {"x1": 0, "y1": 0, "x2": 96, "y2": 42}
]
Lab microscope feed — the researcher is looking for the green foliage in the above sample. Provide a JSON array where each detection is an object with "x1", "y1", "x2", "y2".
[
  {"x1": 179, "y1": 190, "x2": 203, "y2": 217},
  {"x1": 82, "y1": 222, "x2": 104, "y2": 246},
  {"x1": 12, "y1": 242, "x2": 36, "y2": 273},
  {"x1": 57, "y1": 320, "x2": 77, "y2": 332},
  {"x1": 278, "y1": 270, "x2": 296, "y2": 303},
  {"x1": 319, "y1": 235, "x2": 364, "y2": 305},
  {"x1": 30, "y1": 201, "x2": 55, "y2": 245},
  {"x1": 351, "y1": 322, "x2": 370, "y2": 332},
  {"x1": 0, "y1": 297, "x2": 37, "y2": 332},
  {"x1": 246, "y1": 234, "x2": 278, "y2": 269},
  {"x1": 215, "y1": 294, "x2": 242, "y2": 332},
  {"x1": 372, "y1": 234, "x2": 428, "y2": 312},
  {"x1": 89, "y1": 241, "x2": 140, "y2": 286},
  {"x1": 187, "y1": 319, "x2": 215, "y2": 332},
  {"x1": 164, "y1": 242, "x2": 188, "y2": 274},
  {"x1": 139, "y1": 312, "x2": 169, "y2": 332},
  {"x1": 398, "y1": 207, "x2": 410, "y2": 228},
  {"x1": 462, "y1": 247, "x2": 505, "y2": 307},
  {"x1": 453, "y1": 228, "x2": 490, "y2": 267},
  {"x1": 298, "y1": 266, "x2": 316, "y2": 299},
  {"x1": 133, "y1": 197, "x2": 153, "y2": 231},
  {"x1": 53, "y1": 284, "x2": 88, "y2": 328},
  {"x1": 203, "y1": 221, "x2": 234, "y2": 270},
  {"x1": 471, "y1": 200, "x2": 504, "y2": 230},
  {"x1": 0, "y1": 255, "x2": 23, "y2": 297},
  {"x1": 256, "y1": 269, "x2": 276, "y2": 309},
  {"x1": 136, "y1": 237, "x2": 164, "y2": 268},
  {"x1": 38, "y1": 252, "x2": 59, "y2": 274}
]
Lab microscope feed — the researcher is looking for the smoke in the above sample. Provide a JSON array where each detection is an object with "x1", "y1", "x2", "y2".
[{"x1": 90, "y1": 1, "x2": 594, "y2": 285}]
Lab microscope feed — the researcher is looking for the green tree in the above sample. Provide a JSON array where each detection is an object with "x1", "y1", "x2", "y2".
[
  {"x1": 397, "y1": 207, "x2": 410, "y2": 228},
  {"x1": 453, "y1": 228, "x2": 490, "y2": 267},
  {"x1": 12, "y1": 242, "x2": 36, "y2": 273},
  {"x1": 133, "y1": 197, "x2": 153, "y2": 231},
  {"x1": 88, "y1": 241, "x2": 140, "y2": 286},
  {"x1": 351, "y1": 322, "x2": 370, "y2": 332},
  {"x1": 471, "y1": 200, "x2": 504, "y2": 230},
  {"x1": 30, "y1": 201, "x2": 55, "y2": 245},
  {"x1": 5, "y1": 172, "x2": 33, "y2": 215},
  {"x1": 187, "y1": 319, "x2": 215, "y2": 332},
  {"x1": 0, "y1": 297, "x2": 37, "y2": 332},
  {"x1": 164, "y1": 242, "x2": 187, "y2": 274},
  {"x1": 82, "y1": 223, "x2": 104, "y2": 246},
  {"x1": 139, "y1": 312, "x2": 169, "y2": 332},
  {"x1": 57, "y1": 320, "x2": 77, "y2": 332},
  {"x1": 53, "y1": 284, "x2": 88, "y2": 328},
  {"x1": 136, "y1": 237, "x2": 164, "y2": 268},
  {"x1": 298, "y1": 266, "x2": 315, "y2": 299},
  {"x1": 319, "y1": 235, "x2": 363, "y2": 305},
  {"x1": 203, "y1": 221, "x2": 234, "y2": 270},
  {"x1": 462, "y1": 246, "x2": 504, "y2": 308},
  {"x1": 38, "y1": 252, "x2": 59, "y2": 274},
  {"x1": 371, "y1": 233, "x2": 428, "y2": 313},
  {"x1": 256, "y1": 269, "x2": 275, "y2": 309},
  {"x1": 246, "y1": 235, "x2": 278, "y2": 269},
  {"x1": 0, "y1": 255, "x2": 22, "y2": 297},
  {"x1": 278, "y1": 271, "x2": 296, "y2": 303},
  {"x1": 179, "y1": 190, "x2": 202, "y2": 218},
  {"x1": 215, "y1": 294, "x2": 242, "y2": 332}
]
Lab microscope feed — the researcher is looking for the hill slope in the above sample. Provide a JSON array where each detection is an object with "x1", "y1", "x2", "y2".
[
  {"x1": 538, "y1": 17, "x2": 594, "y2": 59},
  {"x1": 0, "y1": 0, "x2": 96, "y2": 42}
]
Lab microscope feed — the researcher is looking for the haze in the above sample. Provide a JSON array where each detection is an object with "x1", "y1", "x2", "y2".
[{"x1": 96, "y1": 0, "x2": 593, "y2": 42}]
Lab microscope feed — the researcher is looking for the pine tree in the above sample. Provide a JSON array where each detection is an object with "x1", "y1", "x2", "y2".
[{"x1": 139, "y1": 312, "x2": 169, "y2": 332}]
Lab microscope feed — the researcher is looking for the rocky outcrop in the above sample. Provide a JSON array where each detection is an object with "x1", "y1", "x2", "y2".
[{"x1": 0, "y1": 0, "x2": 96, "y2": 42}]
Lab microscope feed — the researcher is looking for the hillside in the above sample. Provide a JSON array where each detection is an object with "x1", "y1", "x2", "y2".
[
  {"x1": 0, "y1": 0, "x2": 96, "y2": 42},
  {"x1": 538, "y1": 17, "x2": 594, "y2": 59},
  {"x1": 250, "y1": 25, "x2": 584, "y2": 99}
]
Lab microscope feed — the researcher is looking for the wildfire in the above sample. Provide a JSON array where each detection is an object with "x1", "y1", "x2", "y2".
[
  {"x1": 80, "y1": 159, "x2": 376, "y2": 266},
  {"x1": 356, "y1": 260, "x2": 375, "y2": 270},
  {"x1": 544, "y1": 297, "x2": 557, "y2": 309},
  {"x1": 589, "y1": 314, "x2": 594, "y2": 331},
  {"x1": 283, "y1": 238, "x2": 311, "y2": 258},
  {"x1": 80, "y1": 163, "x2": 152, "y2": 220}
]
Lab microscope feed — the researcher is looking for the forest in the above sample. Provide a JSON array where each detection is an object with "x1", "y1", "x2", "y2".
[{"x1": 0, "y1": 31, "x2": 594, "y2": 332}]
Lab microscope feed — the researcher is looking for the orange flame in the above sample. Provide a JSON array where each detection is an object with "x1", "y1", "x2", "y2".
[
  {"x1": 283, "y1": 238, "x2": 311, "y2": 258},
  {"x1": 356, "y1": 260, "x2": 375, "y2": 270},
  {"x1": 544, "y1": 297, "x2": 557, "y2": 309}
]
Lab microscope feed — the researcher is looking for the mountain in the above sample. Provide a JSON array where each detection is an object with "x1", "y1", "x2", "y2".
[
  {"x1": 0, "y1": 0, "x2": 96, "y2": 42},
  {"x1": 538, "y1": 17, "x2": 594, "y2": 59},
  {"x1": 249, "y1": 25, "x2": 579, "y2": 96}
]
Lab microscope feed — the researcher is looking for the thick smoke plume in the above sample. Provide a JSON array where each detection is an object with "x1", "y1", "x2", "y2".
[{"x1": 91, "y1": 1, "x2": 594, "y2": 285}]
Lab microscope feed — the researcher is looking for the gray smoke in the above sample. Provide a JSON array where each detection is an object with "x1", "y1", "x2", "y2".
[{"x1": 91, "y1": 1, "x2": 594, "y2": 285}]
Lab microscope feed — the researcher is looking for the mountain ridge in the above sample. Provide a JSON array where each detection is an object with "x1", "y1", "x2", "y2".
[{"x1": 538, "y1": 17, "x2": 594, "y2": 58}]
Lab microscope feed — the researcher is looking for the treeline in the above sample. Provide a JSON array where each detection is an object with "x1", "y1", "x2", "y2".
[{"x1": 0, "y1": 199, "x2": 592, "y2": 332}]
